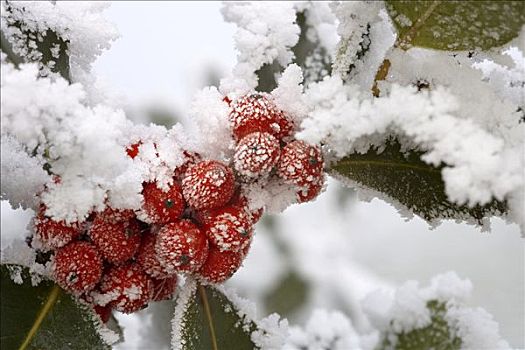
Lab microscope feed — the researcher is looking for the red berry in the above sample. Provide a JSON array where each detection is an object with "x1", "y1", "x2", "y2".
[
  {"x1": 278, "y1": 140, "x2": 324, "y2": 187},
  {"x1": 228, "y1": 193, "x2": 264, "y2": 224},
  {"x1": 156, "y1": 220, "x2": 208, "y2": 273},
  {"x1": 99, "y1": 264, "x2": 153, "y2": 314},
  {"x1": 99, "y1": 207, "x2": 135, "y2": 224},
  {"x1": 229, "y1": 93, "x2": 294, "y2": 141},
  {"x1": 89, "y1": 216, "x2": 142, "y2": 264},
  {"x1": 142, "y1": 182, "x2": 185, "y2": 224},
  {"x1": 126, "y1": 142, "x2": 142, "y2": 159},
  {"x1": 54, "y1": 241, "x2": 102, "y2": 295},
  {"x1": 94, "y1": 305, "x2": 112, "y2": 323},
  {"x1": 234, "y1": 132, "x2": 280, "y2": 178},
  {"x1": 197, "y1": 247, "x2": 245, "y2": 284},
  {"x1": 297, "y1": 176, "x2": 325, "y2": 203},
  {"x1": 182, "y1": 160, "x2": 235, "y2": 211},
  {"x1": 204, "y1": 206, "x2": 253, "y2": 252},
  {"x1": 34, "y1": 215, "x2": 81, "y2": 250},
  {"x1": 137, "y1": 232, "x2": 172, "y2": 279},
  {"x1": 151, "y1": 275, "x2": 178, "y2": 302}
]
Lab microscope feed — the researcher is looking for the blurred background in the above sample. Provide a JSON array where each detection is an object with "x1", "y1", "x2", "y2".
[{"x1": 2, "y1": 2, "x2": 523, "y2": 349}]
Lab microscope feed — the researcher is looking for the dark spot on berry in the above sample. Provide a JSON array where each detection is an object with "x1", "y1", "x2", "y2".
[
  {"x1": 125, "y1": 228, "x2": 135, "y2": 238},
  {"x1": 165, "y1": 199, "x2": 174, "y2": 209},
  {"x1": 68, "y1": 272, "x2": 78, "y2": 283},
  {"x1": 179, "y1": 254, "x2": 190, "y2": 265},
  {"x1": 240, "y1": 229, "x2": 249, "y2": 237},
  {"x1": 309, "y1": 157, "x2": 318, "y2": 166}
]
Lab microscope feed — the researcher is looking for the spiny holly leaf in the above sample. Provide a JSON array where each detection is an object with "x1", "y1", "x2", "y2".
[
  {"x1": 264, "y1": 271, "x2": 309, "y2": 318},
  {"x1": 385, "y1": 1, "x2": 525, "y2": 51},
  {"x1": 174, "y1": 282, "x2": 256, "y2": 350},
  {"x1": 1, "y1": 2, "x2": 70, "y2": 81},
  {"x1": 0, "y1": 264, "x2": 109, "y2": 350},
  {"x1": 378, "y1": 301, "x2": 462, "y2": 350},
  {"x1": 330, "y1": 139, "x2": 507, "y2": 225}
]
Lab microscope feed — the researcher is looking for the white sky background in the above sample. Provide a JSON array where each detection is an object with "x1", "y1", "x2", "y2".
[{"x1": 1, "y1": 1, "x2": 523, "y2": 348}]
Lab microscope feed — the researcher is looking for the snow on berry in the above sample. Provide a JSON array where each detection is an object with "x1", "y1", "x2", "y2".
[
  {"x1": 141, "y1": 181, "x2": 185, "y2": 224},
  {"x1": 278, "y1": 140, "x2": 324, "y2": 187},
  {"x1": 89, "y1": 216, "x2": 142, "y2": 264},
  {"x1": 173, "y1": 151, "x2": 201, "y2": 181},
  {"x1": 156, "y1": 220, "x2": 209, "y2": 273},
  {"x1": 234, "y1": 132, "x2": 280, "y2": 178},
  {"x1": 99, "y1": 263, "x2": 153, "y2": 314},
  {"x1": 137, "y1": 232, "x2": 172, "y2": 279},
  {"x1": 297, "y1": 175, "x2": 326, "y2": 203},
  {"x1": 151, "y1": 275, "x2": 178, "y2": 302},
  {"x1": 53, "y1": 241, "x2": 102, "y2": 295},
  {"x1": 33, "y1": 210, "x2": 81, "y2": 250},
  {"x1": 182, "y1": 160, "x2": 235, "y2": 211},
  {"x1": 229, "y1": 93, "x2": 294, "y2": 141},
  {"x1": 98, "y1": 207, "x2": 136, "y2": 224},
  {"x1": 197, "y1": 246, "x2": 246, "y2": 284},
  {"x1": 204, "y1": 206, "x2": 253, "y2": 252}
]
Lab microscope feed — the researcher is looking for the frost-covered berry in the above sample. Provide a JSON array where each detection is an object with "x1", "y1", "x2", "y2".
[
  {"x1": 151, "y1": 275, "x2": 178, "y2": 302},
  {"x1": 297, "y1": 176, "x2": 325, "y2": 203},
  {"x1": 142, "y1": 182, "x2": 185, "y2": 224},
  {"x1": 156, "y1": 220, "x2": 208, "y2": 273},
  {"x1": 173, "y1": 151, "x2": 201, "y2": 181},
  {"x1": 234, "y1": 132, "x2": 280, "y2": 177},
  {"x1": 34, "y1": 210, "x2": 81, "y2": 250},
  {"x1": 197, "y1": 247, "x2": 245, "y2": 284},
  {"x1": 89, "y1": 216, "x2": 142, "y2": 264},
  {"x1": 99, "y1": 207, "x2": 135, "y2": 224},
  {"x1": 278, "y1": 140, "x2": 324, "y2": 187},
  {"x1": 182, "y1": 160, "x2": 235, "y2": 211},
  {"x1": 204, "y1": 206, "x2": 253, "y2": 252},
  {"x1": 54, "y1": 241, "x2": 102, "y2": 295},
  {"x1": 229, "y1": 93, "x2": 294, "y2": 141},
  {"x1": 137, "y1": 232, "x2": 172, "y2": 279},
  {"x1": 99, "y1": 264, "x2": 153, "y2": 314}
]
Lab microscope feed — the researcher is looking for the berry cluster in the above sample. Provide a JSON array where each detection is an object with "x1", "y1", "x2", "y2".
[{"x1": 33, "y1": 92, "x2": 324, "y2": 320}]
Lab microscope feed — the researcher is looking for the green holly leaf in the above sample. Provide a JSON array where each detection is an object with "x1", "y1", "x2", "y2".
[
  {"x1": 0, "y1": 264, "x2": 111, "y2": 350},
  {"x1": 1, "y1": 2, "x2": 70, "y2": 81},
  {"x1": 330, "y1": 139, "x2": 507, "y2": 225},
  {"x1": 378, "y1": 300, "x2": 462, "y2": 350},
  {"x1": 385, "y1": 1, "x2": 525, "y2": 51},
  {"x1": 173, "y1": 282, "x2": 257, "y2": 350}
]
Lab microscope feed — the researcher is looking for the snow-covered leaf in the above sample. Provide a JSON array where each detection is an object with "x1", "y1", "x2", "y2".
[
  {"x1": 330, "y1": 140, "x2": 507, "y2": 225},
  {"x1": 0, "y1": 264, "x2": 112, "y2": 350},
  {"x1": 385, "y1": 1, "x2": 525, "y2": 51},
  {"x1": 172, "y1": 282, "x2": 256, "y2": 350},
  {"x1": 1, "y1": 2, "x2": 70, "y2": 81}
]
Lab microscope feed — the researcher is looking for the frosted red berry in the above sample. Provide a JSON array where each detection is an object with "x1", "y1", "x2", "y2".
[
  {"x1": 182, "y1": 160, "x2": 235, "y2": 211},
  {"x1": 54, "y1": 241, "x2": 102, "y2": 295},
  {"x1": 229, "y1": 93, "x2": 294, "y2": 141},
  {"x1": 99, "y1": 264, "x2": 153, "y2": 314},
  {"x1": 156, "y1": 220, "x2": 208, "y2": 273},
  {"x1": 278, "y1": 140, "x2": 324, "y2": 187},
  {"x1": 89, "y1": 216, "x2": 142, "y2": 264},
  {"x1": 98, "y1": 207, "x2": 135, "y2": 224},
  {"x1": 204, "y1": 206, "x2": 253, "y2": 252},
  {"x1": 34, "y1": 212, "x2": 81, "y2": 250},
  {"x1": 234, "y1": 132, "x2": 280, "y2": 178},
  {"x1": 142, "y1": 182, "x2": 185, "y2": 224},
  {"x1": 137, "y1": 232, "x2": 172, "y2": 279},
  {"x1": 197, "y1": 247, "x2": 245, "y2": 284},
  {"x1": 151, "y1": 275, "x2": 178, "y2": 302},
  {"x1": 297, "y1": 176, "x2": 325, "y2": 203}
]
